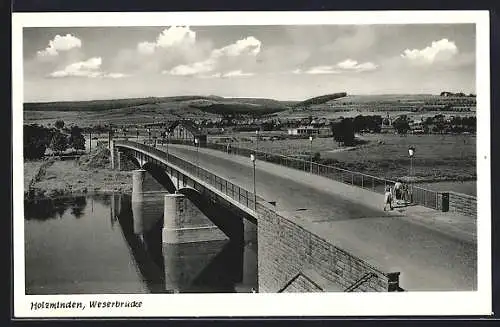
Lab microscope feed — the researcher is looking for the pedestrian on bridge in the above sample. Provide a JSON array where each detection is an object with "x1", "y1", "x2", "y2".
[
  {"x1": 394, "y1": 180, "x2": 403, "y2": 202},
  {"x1": 401, "y1": 183, "x2": 410, "y2": 204},
  {"x1": 384, "y1": 185, "x2": 393, "y2": 211}
]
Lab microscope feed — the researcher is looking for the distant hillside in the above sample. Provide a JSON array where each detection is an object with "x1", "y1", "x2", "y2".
[
  {"x1": 24, "y1": 95, "x2": 293, "y2": 117},
  {"x1": 440, "y1": 91, "x2": 476, "y2": 97},
  {"x1": 293, "y1": 92, "x2": 347, "y2": 107},
  {"x1": 23, "y1": 95, "x2": 225, "y2": 112}
]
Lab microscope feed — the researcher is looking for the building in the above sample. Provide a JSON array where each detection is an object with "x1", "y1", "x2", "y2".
[
  {"x1": 287, "y1": 126, "x2": 330, "y2": 136},
  {"x1": 380, "y1": 114, "x2": 394, "y2": 134},
  {"x1": 167, "y1": 120, "x2": 207, "y2": 147},
  {"x1": 409, "y1": 121, "x2": 425, "y2": 134}
]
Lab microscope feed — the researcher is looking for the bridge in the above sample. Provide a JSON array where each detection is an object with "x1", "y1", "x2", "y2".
[{"x1": 112, "y1": 140, "x2": 476, "y2": 293}]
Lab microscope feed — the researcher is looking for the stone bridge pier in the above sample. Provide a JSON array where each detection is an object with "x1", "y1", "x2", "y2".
[
  {"x1": 129, "y1": 168, "x2": 234, "y2": 245},
  {"x1": 127, "y1": 168, "x2": 256, "y2": 293}
]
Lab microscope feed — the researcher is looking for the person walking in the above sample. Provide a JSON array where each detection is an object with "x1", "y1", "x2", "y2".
[
  {"x1": 384, "y1": 185, "x2": 393, "y2": 211},
  {"x1": 402, "y1": 183, "x2": 410, "y2": 204},
  {"x1": 394, "y1": 180, "x2": 403, "y2": 202}
]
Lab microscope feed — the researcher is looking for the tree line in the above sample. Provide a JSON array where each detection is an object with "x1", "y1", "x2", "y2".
[
  {"x1": 331, "y1": 115, "x2": 382, "y2": 146},
  {"x1": 24, "y1": 120, "x2": 86, "y2": 160},
  {"x1": 330, "y1": 114, "x2": 476, "y2": 146}
]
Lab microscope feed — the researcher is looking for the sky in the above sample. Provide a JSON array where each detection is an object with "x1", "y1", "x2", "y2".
[{"x1": 23, "y1": 24, "x2": 476, "y2": 102}]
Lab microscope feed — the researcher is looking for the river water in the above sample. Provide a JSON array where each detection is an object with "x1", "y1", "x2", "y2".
[{"x1": 24, "y1": 193, "x2": 258, "y2": 294}]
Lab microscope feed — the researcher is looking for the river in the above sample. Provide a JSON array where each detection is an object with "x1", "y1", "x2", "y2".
[{"x1": 24, "y1": 193, "x2": 258, "y2": 294}]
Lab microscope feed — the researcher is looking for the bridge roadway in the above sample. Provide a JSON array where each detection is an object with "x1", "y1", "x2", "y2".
[{"x1": 149, "y1": 143, "x2": 476, "y2": 291}]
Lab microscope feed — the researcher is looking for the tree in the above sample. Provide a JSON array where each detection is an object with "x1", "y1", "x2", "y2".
[
  {"x1": 50, "y1": 131, "x2": 68, "y2": 154},
  {"x1": 68, "y1": 126, "x2": 86, "y2": 150},
  {"x1": 54, "y1": 120, "x2": 65, "y2": 129},
  {"x1": 331, "y1": 118, "x2": 355, "y2": 146},
  {"x1": 392, "y1": 116, "x2": 410, "y2": 135},
  {"x1": 353, "y1": 115, "x2": 365, "y2": 132},
  {"x1": 24, "y1": 124, "x2": 51, "y2": 159}
]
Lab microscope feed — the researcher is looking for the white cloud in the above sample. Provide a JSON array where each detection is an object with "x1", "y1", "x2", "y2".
[
  {"x1": 222, "y1": 70, "x2": 254, "y2": 77},
  {"x1": 336, "y1": 59, "x2": 378, "y2": 72},
  {"x1": 49, "y1": 57, "x2": 129, "y2": 78},
  {"x1": 305, "y1": 66, "x2": 340, "y2": 74},
  {"x1": 401, "y1": 38, "x2": 458, "y2": 63},
  {"x1": 165, "y1": 36, "x2": 262, "y2": 77},
  {"x1": 105, "y1": 73, "x2": 129, "y2": 79},
  {"x1": 165, "y1": 58, "x2": 216, "y2": 76},
  {"x1": 137, "y1": 41, "x2": 157, "y2": 55},
  {"x1": 156, "y1": 26, "x2": 196, "y2": 48},
  {"x1": 137, "y1": 26, "x2": 196, "y2": 54},
  {"x1": 293, "y1": 59, "x2": 377, "y2": 75},
  {"x1": 37, "y1": 34, "x2": 82, "y2": 57},
  {"x1": 211, "y1": 36, "x2": 261, "y2": 58}
]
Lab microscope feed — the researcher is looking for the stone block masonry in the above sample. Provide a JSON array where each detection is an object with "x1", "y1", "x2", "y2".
[
  {"x1": 257, "y1": 202, "x2": 400, "y2": 293},
  {"x1": 448, "y1": 191, "x2": 477, "y2": 218}
]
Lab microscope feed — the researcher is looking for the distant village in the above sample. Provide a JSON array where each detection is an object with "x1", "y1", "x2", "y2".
[{"x1": 124, "y1": 111, "x2": 476, "y2": 139}]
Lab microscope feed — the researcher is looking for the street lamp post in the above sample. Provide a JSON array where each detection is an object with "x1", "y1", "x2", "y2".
[
  {"x1": 148, "y1": 128, "x2": 151, "y2": 144},
  {"x1": 166, "y1": 132, "x2": 170, "y2": 158},
  {"x1": 309, "y1": 136, "x2": 314, "y2": 173},
  {"x1": 255, "y1": 130, "x2": 259, "y2": 159},
  {"x1": 136, "y1": 129, "x2": 139, "y2": 140},
  {"x1": 250, "y1": 154, "x2": 256, "y2": 210},
  {"x1": 195, "y1": 138, "x2": 199, "y2": 176},
  {"x1": 408, "y1": 146, "x2": 415, "y2": 202}
]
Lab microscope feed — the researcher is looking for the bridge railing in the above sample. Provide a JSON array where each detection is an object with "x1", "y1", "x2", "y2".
[
  {"x1": 117, "y1": 140, "x2": 262, "y2": 211},
  {"x1": 122, "y1": 137, "x2": 441, "y2": 210},
  {"x1": 155, "y1": 140, "x2": 441, "y2": 210}
]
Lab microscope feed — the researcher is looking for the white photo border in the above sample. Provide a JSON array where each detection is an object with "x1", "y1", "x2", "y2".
[{"x1": 12, "y1": 10, "x2": 491, "y2": 318}]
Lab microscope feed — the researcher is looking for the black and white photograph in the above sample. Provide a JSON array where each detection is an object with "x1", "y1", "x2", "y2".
[{"x1": 12, "y1": 11, "x2": 491, "y2": 317}]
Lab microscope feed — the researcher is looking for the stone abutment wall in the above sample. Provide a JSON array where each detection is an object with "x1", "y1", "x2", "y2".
[{"x1": 257, "y1": 202, "x2": 400, "y2": 293}]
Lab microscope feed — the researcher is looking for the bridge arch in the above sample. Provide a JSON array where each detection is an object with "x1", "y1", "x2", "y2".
[
  {"x1": 142, "y1": 162, "x2": 176, "y2": 194},
  {"x1": 176, "y1": 187, "x2": 244, "y2": 242}
]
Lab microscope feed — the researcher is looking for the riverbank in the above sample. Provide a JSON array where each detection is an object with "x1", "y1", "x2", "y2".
[{"x1": 24, "y1": 147, "x2": 133, "y2": 200}]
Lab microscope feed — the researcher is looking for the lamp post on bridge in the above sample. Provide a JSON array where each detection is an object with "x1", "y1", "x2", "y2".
[
  {"x1": 255, "y1": 130, "x2": 259, "y2": 159},
  {"x1": 147, "y1": 127, "x2": 151, "y2": 144},
  {"x1": 250, "y1": 154, "x2": 256, "y2": 211},
  {"x1": 108, "y1": 124, "x2": 113, "y2": 149},
  {"x1": 309, "y1": 135, "x2": 314, "y2": 173},
  {"x1": 195, "y1": 137, "x2": 200, "y2": 177},
  {"x1": 166, "y1": 131, "x2": 170, "y2": 159},
  {"x1": 408, "y1": 146, "x2": 415, "y2": 202}
]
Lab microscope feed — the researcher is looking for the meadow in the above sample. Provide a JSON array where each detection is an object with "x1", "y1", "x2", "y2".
[
  {"x1": 212, "y1": 132, "x2": 476, "y2": 184},
  {"x1": 210, "y1": 134, "x2": 342, "y2": 157},
  {"x1": 320, "y1": 133, "x2": 475, "y2": 183}
]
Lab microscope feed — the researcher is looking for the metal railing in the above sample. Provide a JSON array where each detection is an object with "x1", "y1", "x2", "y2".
[
  {"x1": 192, "y1": 141, "x2": 441, "y2": 210},
  {"x1": 116, "y1": 140, "x2": 262, "y2": 212},
  {"x1": 119, "y1": 137, "x2": 441, "y2": 210}
]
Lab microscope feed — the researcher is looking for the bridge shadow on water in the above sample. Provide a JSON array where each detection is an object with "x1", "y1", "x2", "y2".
[{"x1": 115, "y1": 194, "x2": 254, "y2": 293}]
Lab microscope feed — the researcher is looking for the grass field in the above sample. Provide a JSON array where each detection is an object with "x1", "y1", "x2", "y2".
[
  {"x1": 212, "y1": 132, "x2": 476, "y2": 183},
  {"x1": 234, "y1": 137, "x2": 342, "y2": 157},
  {"x1": 322, "y1": 134, "x2": 476, "y2": 182}
]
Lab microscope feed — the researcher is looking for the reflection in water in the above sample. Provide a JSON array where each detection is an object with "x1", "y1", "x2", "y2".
[
  {"x1": 25, "y1": 196, "x2": 87, "y2": 221},
  {"x1": 24, "y1": 193, "x2": 258, "y2": 294},
  {"x1": 116, "y1": 193, "x2": 257, "y2": 293},
  {"x1": 115, "y1": 195, "x2": 167, "y2": 293}
]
